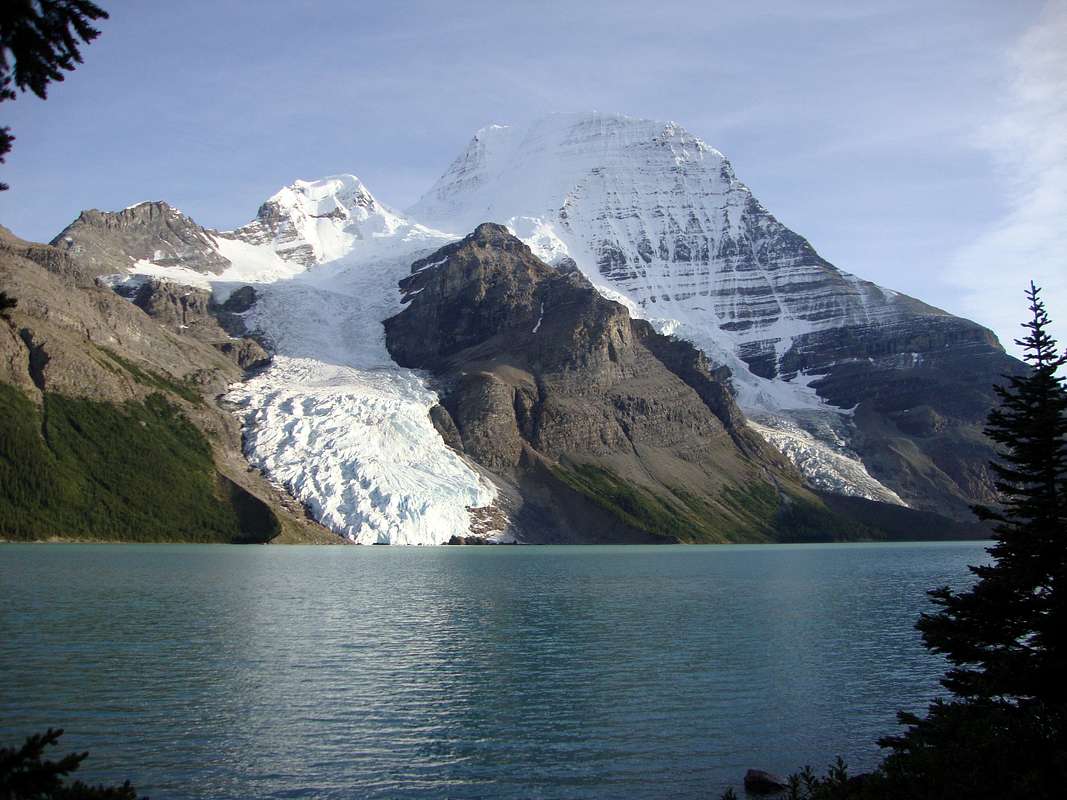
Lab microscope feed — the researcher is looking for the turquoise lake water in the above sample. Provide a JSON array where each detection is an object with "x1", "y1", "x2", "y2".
[{"x1": 0, "y1": 542, "x2": 988, "y2": 799}]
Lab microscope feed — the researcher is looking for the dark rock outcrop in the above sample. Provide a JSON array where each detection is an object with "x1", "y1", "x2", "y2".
[
  {"x1": 0, "y1": 226, "x2": 87, "y2": 286},
  {"x1": 385, "y1": 224, "x2": 830, "y2": 543},
  {"x1": 120, "y1": 278, "x2": 269, "y2": 373},
  {"x1": 131, "y1": 279, "x2": 216, "y2": 332},
  {"x1": 219, "y1": 285, "x2": 258, "y2": 313},
  {"x1": 778, "y1": 313, "x2": 1025, "y2": 519},
  {"x1": 212, "y1": 338, "x2": 271, "y2": 372}
]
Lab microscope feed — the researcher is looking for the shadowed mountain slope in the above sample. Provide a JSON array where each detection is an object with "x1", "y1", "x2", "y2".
[{"x1": 384, "y1": 224, "x2": 973, "y2": 543}]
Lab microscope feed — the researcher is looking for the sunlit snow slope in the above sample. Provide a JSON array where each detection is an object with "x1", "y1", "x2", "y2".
[
  {"x1": 412, "y1": 113, "x2": 902, "y2": 397},
  {"x1": 409, "y1": 112, "x2": 935, "y2": 504}
]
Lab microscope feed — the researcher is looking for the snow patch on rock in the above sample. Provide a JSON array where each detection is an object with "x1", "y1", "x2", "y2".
[{"x1": 749, "y1": 415, "x2": 905, "y2": 505}]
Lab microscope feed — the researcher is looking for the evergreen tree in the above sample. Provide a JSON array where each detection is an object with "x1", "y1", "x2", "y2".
[
  {"x1": 918, "y1": 281, "x2": 1067, "y2": 714},
  {"x1": 872, "y1": 282, "x2": 1067, "y2": 798},
  {"x1": 1, "y1": 0, "x2": 109, "y2": 190},
  {"x1": 0, "y1": 728, "x2": 141, "y2": 799},
  {"x1": 764, "y1": 285, "x2": 1067, "y2": 799}
]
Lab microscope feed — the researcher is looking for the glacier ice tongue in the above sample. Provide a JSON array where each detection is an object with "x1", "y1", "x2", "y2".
[
  {"x1": 113, "y1": 176, "x2": 498, "y2": 544},
  {"x1": 219, "y1": 227, "x2": 498, "y2": 544},
  {"x1": 748, "y1": 414, "x2": 905, "y2": 505},
  {"x1": 227, "y1": 357, "x2": 494, "y2": 544}
]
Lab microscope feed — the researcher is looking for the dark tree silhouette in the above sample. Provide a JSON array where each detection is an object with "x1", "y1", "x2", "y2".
[
  {"x1": 1, "y1": 0, "x2": 109, "y2": 189},
  {"x1": 919, "y1": 280, "x2": 1067, "y2": 711},
  {"x1": 733, "y1": 285, "x2": 1067, "y2": 800},
  {"x1": 872, "y1": 282, "x2": 1067, "y2": 798},
  {"x1": 0, "y1": 728, "x2": 141, "y2": 799}
]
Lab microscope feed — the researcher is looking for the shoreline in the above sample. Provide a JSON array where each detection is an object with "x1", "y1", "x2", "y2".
[{"x1": 0, "y1": 538, "x2": 992, "y2": 547}]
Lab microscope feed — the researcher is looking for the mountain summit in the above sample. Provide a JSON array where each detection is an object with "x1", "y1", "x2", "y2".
[
  {"x1": 231, "y1": 175, "x2": 410, "y2": 266},
  {"x1": 409, "y1": 111, "x2": 1024, "y2": 519}
]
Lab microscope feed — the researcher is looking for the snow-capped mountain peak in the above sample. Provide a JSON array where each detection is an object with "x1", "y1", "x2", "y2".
[
  {"x1": 405, "y1": 111, "x2": 1014, "y2": 513},
  {"x1": 409, "y1": 112, "x2": 730, "y2": 236},
  {"x1": 408, "y1": 111, "x2": 898, "y2": 387},
  {"x1": 54, "y1": 110, "x2": 1020, "y2": 539},
  {"x1": 231, "y1": 173, "x2": 409, "y2": 266}
]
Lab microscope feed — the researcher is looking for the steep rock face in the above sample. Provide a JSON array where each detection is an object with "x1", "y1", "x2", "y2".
[
  {"x1": 385, "y1": 224, "x2": 834, "y2": 543},
  {"x1": 776, "y1": 314, "x2": 1016, "y2": 517},
  {"x1": 121, "y1": 278, "x2": 270, "y2": 373},
  {"x1": 1, "y1": 229, "x2": 86, "y2": 286},
  {"x1": 129, "y1": 279, "x2": 216, "y2": 333},
  {"x1": 212, "y1": 338, "x2": 271, "y2": 372},
  {"x1": 51, "y1": 202, "x2": 231, "y2": 277},
  {"x1": 410, "y1": 112, "x2": 1023, "y2": 520}
]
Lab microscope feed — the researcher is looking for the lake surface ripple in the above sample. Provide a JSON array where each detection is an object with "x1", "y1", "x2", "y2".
[{"x1": 0, "y1": 542, "x2": 987, "y2": 799}]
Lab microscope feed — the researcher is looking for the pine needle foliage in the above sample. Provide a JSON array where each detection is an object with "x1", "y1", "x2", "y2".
[
  {"x1": 0, "y1": 727, "x2": 141, "y2": 799},
  {"x1": 918, "y1": 281, "x2": 1067, "y2": 712},
  {"x1": 0, "y1": 383, "x2": 247, "y2": 541},
  {"x1": 1, "y1": 1, "x2": 109, "y2": 189}
]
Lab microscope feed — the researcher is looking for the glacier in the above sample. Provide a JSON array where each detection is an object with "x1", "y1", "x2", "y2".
[{"x1": 111, "y1": 178, "x2": 498, "y2": 544}]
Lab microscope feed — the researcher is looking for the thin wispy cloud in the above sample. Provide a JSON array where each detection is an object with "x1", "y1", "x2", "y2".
[{"x1": 948, "y1": 0, "x2": 1067, "y2": 355}]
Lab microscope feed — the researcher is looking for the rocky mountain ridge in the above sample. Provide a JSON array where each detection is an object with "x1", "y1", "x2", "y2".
[
  {"x1": 409, "y1": 112, "x2": 1024, "y2": 520},
  {"x1": 52, "y1": 202, "x2": 232, "y2": 278},
  {"x1": 7, "y1": 111, "x2": 1019, "y2": 542},
  {"x1": 0, "y1": 225, "x2": 335, "y2": 543},
  {"x1": 229, "y1": 175, "x2": 413, "y2": 266}
]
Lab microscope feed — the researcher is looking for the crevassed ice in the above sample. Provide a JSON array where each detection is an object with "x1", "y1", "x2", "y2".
[
  {"x1": 228, "y1": 357, "x2": 494, "y2": 544},
  {"x1": 218, "y1": 211, "x2": 497, "y2": 544},
  {"x1": 121, "y1": 176, "x2": 497, "y2": 544}
]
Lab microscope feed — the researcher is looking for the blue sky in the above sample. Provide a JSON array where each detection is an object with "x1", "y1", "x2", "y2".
[{"x1": 1, "y1": 0, "x2": 1063, "y2": 352}]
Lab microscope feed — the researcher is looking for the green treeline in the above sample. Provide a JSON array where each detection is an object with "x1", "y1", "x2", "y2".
[
  {"x1": 0, "y1": 383, "x2": 261, "y2": 542},
  {"x1": 551, "y1": 462, "x2": 862, "y2": 543}
]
